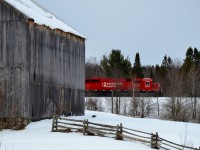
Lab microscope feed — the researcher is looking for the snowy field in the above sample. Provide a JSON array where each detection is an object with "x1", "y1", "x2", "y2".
[
  {"x1": 85, "y1": 97, "x2": 200, "y2": 119},
  {"x1": 85, "y1": 97, "x2": 168, "y2": 114},
  {"x1": 1, "y1": 111, "x2": 200, "y2": 150}
]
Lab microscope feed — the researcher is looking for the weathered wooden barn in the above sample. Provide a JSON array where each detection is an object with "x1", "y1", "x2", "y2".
[{"x1": 0, "y1": 0, "x2": 85, "y2": 124}]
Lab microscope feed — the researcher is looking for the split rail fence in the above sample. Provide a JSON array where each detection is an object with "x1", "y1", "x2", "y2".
[{"x1": 52, "y1": 116, "x2": 200, "y2": 150}]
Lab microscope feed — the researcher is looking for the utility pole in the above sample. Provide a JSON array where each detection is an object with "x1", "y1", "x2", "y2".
[
  {"x1": 132, "y1": 76, "x2": 136, "y2": 117},
  {"x1": 111, "y1": 90, "x2": 113, "y2": 113}
]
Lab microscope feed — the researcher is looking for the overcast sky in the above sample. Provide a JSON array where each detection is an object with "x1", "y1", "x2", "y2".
[{"x1": 35, "y1": 0, "x2": 200, "y2": 66}]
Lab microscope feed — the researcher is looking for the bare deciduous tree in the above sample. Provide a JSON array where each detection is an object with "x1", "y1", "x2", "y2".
[
  {"x1": 85, "y1": 57, "x2": 104, "y2": 78},
  {"x1": 162, "y1": 60, "x2": 189, "y2": 121},
  {"x1": 129, "y1": 94, "x2": 139, "y2": 117},
  {"x1": 138, "y1": 97, "x2": 156, "y2": 118},
  {"x1": 122, "y1": 98, "x2": 129, "y2": 116},
  {"x1": 163, "y1": 97, "x2": 190, "y2": 122},
  {"x1": 129, "y1": 96, "x2": 155, "y2": 118},
  {"x1": 186, "y1": 68, "x2": 200, "y2": 120},
  {"x1": 86, "y1": 97, "x2": 99, "y2": 111}
]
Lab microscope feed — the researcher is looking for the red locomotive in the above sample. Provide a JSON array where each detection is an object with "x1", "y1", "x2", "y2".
[{"x1": 85, "y1": 77, "x2": 162, "y2": 97}]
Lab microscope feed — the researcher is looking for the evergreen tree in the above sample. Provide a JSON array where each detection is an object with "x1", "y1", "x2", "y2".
[
  {"x1": 159, "y1": 55, "x2": 172, "y2": 78},
  {"x1": 181, "y1": 47, "x2": 194, "y2": 73},
  {"x1": 193, "y1": 47, "x2": 200, "y2": 68},
  {"x1": 186, "y1": 47, "x2": 193, "y2": 59},
  {"x1": 162, "y1": 55, "x2": 168, "y2": 67},
  {"x1": 198, "y1": 50, "x2": 200, "y2": 67},
  {"x1": 100, "y1": 49, "x2": 132, "y2": 78},
  {"x1": 150, "y1": 69, "x2": 153, "y2": 79},
  {"x1": 122, "y1": 57, "x2": 132, "y2": 78},
  {"x1": 161, "y1": 54, "x2": 172, "y2": 68},
  {"x1": 167, "y1": 57, "x2": 172, "y2": 67},
  {"x1": 132, "y1": 52, "x2": 144, "y2": 78},
  {"x1": 155, "y1": 64, "x2": 160, "y2": 73}
]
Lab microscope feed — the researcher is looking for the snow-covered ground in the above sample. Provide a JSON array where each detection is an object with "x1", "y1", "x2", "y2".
[
  {"x1": 1, "y1": 111, "x2": 200, "y2": 150},
  {"x1": 86, "y1": 97, "x2": 200, "y2": 119}
]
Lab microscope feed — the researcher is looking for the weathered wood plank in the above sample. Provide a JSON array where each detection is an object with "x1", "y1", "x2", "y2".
[
  {"x1": 159, "y1": 137, "x2": 198, "y2": 150},
  {"x1": 0, "y1": 0, "x2": 85, "y2": 121},
  {"x1": 123, "y1": 130, "x2": 151, "y2": 140},
  {"x1": 160, "y1": 142, "x2": 182, "y2": 150},
  {"x1": 58, "y1": 117, "x2": 84, "y2": 123},
  {"x1": 121, "y1": 134, "x2": 151, "y2": 144},
  {"x1": 88, "y1": 125, "x2": 116, "y2": 133},
  {"x1": 123, "y1": 126, "x2": 151, "y2": 135},
  {"x1": 57, "y1": 121, "x2": 83, "y2": 128},
  {"x1": 88, "y1": 121, "x2": 117, "y2": 129}
]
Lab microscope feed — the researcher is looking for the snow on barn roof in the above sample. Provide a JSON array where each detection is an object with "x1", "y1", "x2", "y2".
[{"x1": 4, "y1": 0, "x2": 85, "y2": 38}]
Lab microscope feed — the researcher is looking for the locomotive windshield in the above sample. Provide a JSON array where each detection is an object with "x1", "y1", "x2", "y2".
[{"x1": 145, "y1": 81, "x2": 150, "y2": 87}]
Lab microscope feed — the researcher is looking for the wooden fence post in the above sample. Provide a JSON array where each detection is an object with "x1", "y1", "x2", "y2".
[
  {"x1": 55, "y1": 116, "x2": 58, "y2": 131},
  {"x1": 111, "y1": 90, "x2": 113, "y2": 114},
  {"x1": 151, "y1": 132, "x2": 159, "y2": 149},
  {"x1": 116, "y1": 124, "x2": 123, "y2": 140},
  {"x1": 51, "y1": 115, "x2": 58, "y2": 132},
  {"x1": 119, "y1": 123, "x2": 123, "y2": 140},
  {"x1": 83, "y1": 119, "x2": 88, "y2": 135},
  {"x1": 83, "y1": 119, "x2": 86, "y2": 135}
]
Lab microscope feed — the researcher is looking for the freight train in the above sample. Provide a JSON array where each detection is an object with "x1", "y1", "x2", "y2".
[{"x1": 85, "y1": 77, "x2": 163, "y2": 97}]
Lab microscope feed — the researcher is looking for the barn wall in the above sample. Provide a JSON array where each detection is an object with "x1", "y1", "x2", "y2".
[
  {"x1": 0, "y1": 1, "x2": 30, "y2": 118},
  {"x1": 0, "y1": 1, "x2": 85, "y2": 120},
  {"x1": 27, "y1": 23, "x2": 85, "y2": 119}
]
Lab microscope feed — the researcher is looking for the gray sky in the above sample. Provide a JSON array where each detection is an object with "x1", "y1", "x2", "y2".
[{"x1": 35, "y1": 0, "x2": 200, "y2": 66}]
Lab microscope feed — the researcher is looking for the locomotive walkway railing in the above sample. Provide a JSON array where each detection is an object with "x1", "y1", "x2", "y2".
[{"x1": 52, "y1": 115, "x2": 200, "y2": 150}]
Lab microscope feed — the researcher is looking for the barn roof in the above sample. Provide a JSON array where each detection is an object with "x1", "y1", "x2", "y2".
[{"x1": 4, "y1": 0, "x2": 85, "y2": 38}]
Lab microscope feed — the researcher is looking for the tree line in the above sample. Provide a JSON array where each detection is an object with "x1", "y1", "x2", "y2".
[
  {"x1": 85, "y1": 47, "x2": 200, "y2": 123},
  {"x1": 86, "y1": 47, "x2": 200, "y2": 97}
]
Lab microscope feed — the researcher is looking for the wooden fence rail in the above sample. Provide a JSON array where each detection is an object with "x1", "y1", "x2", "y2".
[{"x1": 52, "y1": 115, "x2": 200, "y2": 150}]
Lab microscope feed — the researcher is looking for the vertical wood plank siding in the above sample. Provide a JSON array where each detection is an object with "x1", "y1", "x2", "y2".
[
  {"x1": 0, "y1": 1, "x2": 29, "y2": 119},
  {"x1": 0, "y1": 1, "x2": 85, "y2": 120}
]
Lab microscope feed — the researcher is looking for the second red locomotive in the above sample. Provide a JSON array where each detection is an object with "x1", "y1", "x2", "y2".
[{"x1": 85, "y1": 77, "x2": 162, "y2": 97}]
